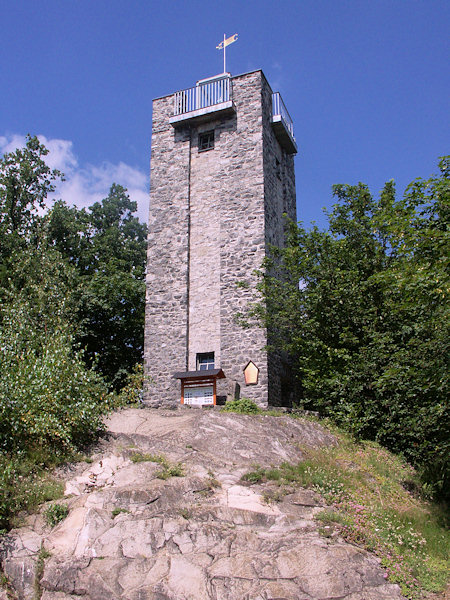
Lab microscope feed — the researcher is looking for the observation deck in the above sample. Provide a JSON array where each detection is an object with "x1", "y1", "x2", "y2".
[
  {"x1": 169, "y1": 73, "x2": 235, "y2": 127},
  {"x1": 271, "y1": 92, "x2": 297, "y2": 154},
  {"x1": 169, "y1": 73, "x2": 297, "y2": 154}
]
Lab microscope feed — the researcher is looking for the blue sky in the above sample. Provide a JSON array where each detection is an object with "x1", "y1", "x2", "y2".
[{"x1": 1, "y1": 0, "x2": 449, "y2": 226}]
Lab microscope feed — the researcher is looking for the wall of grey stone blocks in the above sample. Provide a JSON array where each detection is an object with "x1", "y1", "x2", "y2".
[
  {"x1": 187, "y1": 121, "x2": 224, "y2": 372},
  {"x1": 144, "y1": 94, "x2": 191, "y2": 406},
  {"x1": 261, "y1": 72, "x2": 297, "y2": 406},
  {"x1": 144, "y1": 70, "x2": 296, "y2": 407}
]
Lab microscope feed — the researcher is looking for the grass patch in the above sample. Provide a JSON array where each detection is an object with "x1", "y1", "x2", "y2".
[
  {"x1": 44, "y1": 503, "x2": 68, "y2": 527},
  {"x1": 156, "y1": 462, "x2": 184, "y2": 480},
  {"x1": 111, "y1": 507, "x2": 129, "y2": 518},
  {"x1": 241, "y1": 465, "x2": 266, "y2": 484},
  {"x1": 0, "y1": 451, "x2": 66, "y2": 530},
  {"x1": 315, "y1": 509, "x2": 345, "y2": 525},
  {"x1": 241, "y1": 432, "x2": 449, "y2": 599},
  {"x1": 179, "y1": 508, "x2": 191, "y2": 520},
  {"x1": 70, "y1": 452, "x2": 94, "y2": 464},
  {"x1": 195, "y1": 470, "x2": 222, "y2": 497},
  {"x1": 206, "y1": 470, "x2": 221, "y2": 489},
  {"x1": 34, "y1": 545, "x2": 51, "y2": 599},
  {"x1": 130, "y1": 451, "x2": 184, "y2": 480},
  {"x1": 0, "y1": 570, "x2": 12, "y2": 593},
  {"x1": 262, "y1": 488, "x2": 285, "y2": 504},
  {"x1": 130, "y1": 452, "x2": 166, "y2": 464}
]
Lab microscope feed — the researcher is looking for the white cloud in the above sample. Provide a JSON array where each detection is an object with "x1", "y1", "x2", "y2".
[
  {"x1": 43, "y1": 137, "x2": 78, "y2": 173},
  {"x1": 0, "y1": 134, "x2": 28, "y2": 154},
  {"x1": 0, "y1": 134, "x2": 149, "y2": 223}
]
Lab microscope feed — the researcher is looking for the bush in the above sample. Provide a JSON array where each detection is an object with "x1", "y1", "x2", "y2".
[
  {"x1": 0, "y1": 300, "x2": 110, "y2": 455},
  {"x1": 222, "y1": 397, "x2": 261, "y2": 414},
  {"x1": 0, "y1": 454, "x2": 64, "y2": 530},
  {"x1": 44, "y1": 503, "x2": 68, "y2": 527},
  {"x1": 0, "y1": 297, "x2": 111, "y2": 529},
  {"x1": 0, "y1": 331, "x2": 109, "y2": 454},
  {"x1": 114, "y1": 362, "x2": 148, "y2": 407}
]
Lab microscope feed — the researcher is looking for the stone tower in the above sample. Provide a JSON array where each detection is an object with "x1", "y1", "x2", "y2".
[{"x1": 144, "y1": 69, "x2": 297, "y2": 408}]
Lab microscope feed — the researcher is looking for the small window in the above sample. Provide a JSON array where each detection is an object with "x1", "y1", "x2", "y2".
[
  {"x1": 275, "y1": 157, "x2": 281, "y2": 180},
  {"x1": 197, "y1": 352, "x2": 215, "y2": 370},
  {"x1": 198, "y1": 130, "x2": 214, "y2": 152}
]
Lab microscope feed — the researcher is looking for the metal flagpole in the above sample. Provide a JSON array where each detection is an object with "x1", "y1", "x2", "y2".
[
  {"x1": 223, "y1": 33, "x2": 226, "y2": 73},
  {"x1": 216, "y1": 34, "x2": 238, "y2": 74}
]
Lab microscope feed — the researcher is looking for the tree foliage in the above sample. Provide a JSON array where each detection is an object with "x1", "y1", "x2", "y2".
[
  {"x1": 0, "y1": 135, "x2": 62, "y2": 236},
  {"x1": 0, "y1": 296, "x2": 109, "y2": 455},
  {"x1": 0, "y1": 135, "x2": 62, "y2": 287},
  {"x1": 259, "y1": 158, "x2": 449, "y2": 497},
  {"x1": 0, "y1": 136, "x2": 148, "y2": 527},
  {"x1": 1, "y1": 137, "x2": 147, "y2": 390},
  {"x1": 0, "y1": 136, "x2": 111, "y2": 458},
  {"x1": 48, "y1": 184, "x2": 147, "y2": 388}
]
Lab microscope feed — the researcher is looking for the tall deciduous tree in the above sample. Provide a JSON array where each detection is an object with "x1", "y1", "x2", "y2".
[
  {"x1": 258, "y1": 158, "x2": 449, "y2": 497},
  {"x1": 0, "y1": 135, "x2": 63, "y2": 286},
  {"x1": 0, "y1": 136, "x2": 110, "y2": 465},
  {"x1": 1, "y1": 136, "x2": 148, "y2": 392},
  {"x1": 48, "y1": 184, "x2": 148, "y2": 389},
  {"x1": 0, "y1": 136, "x2": 148, "y2": 528}
]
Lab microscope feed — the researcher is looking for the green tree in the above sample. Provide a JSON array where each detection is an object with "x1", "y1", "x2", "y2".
[
  {"x1": 0, "y1": 136, "x2": 149, "y2": 528},
  {"x1": 0, "y1": 134, "x2": 63, "y2": 286},
  {"x1": 48, "y1": 184, "x2": 148, "y2": 388},
  {"x1": 258, "y1": 158, "x2": 449, "y2": 497},
  {"x1": 0, "y1": 294, "x2": 109, "y2": 455},
  {"x1": 0, "y1": 137, "x2": 111, "y2": 532}
]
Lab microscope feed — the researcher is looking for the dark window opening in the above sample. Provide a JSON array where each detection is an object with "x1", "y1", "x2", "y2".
[
  {"x1": 198, "y1": 130, "x2": 215, "y2": 152},
  {"x1": 197, "y1": 352, "x2": 215, "y2": 370},
  {"x1": 275, "y1": 157, "x2": 281, "y2": 180}
]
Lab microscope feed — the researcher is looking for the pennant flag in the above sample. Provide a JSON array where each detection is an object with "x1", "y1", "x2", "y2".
[{"x1": 216, "y1": 33, "x2": 238, "y2": 50}]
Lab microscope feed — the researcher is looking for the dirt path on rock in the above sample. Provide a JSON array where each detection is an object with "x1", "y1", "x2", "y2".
[{"x1": 0, "y1": 408, "x2": 406, "y2": 600}]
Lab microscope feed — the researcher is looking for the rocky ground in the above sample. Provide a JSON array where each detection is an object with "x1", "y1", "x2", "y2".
[{"x1": 0, "y1": 407, "x2": 407, "y2": 600}]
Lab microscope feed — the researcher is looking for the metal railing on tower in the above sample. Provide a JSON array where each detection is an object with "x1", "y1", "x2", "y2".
[{"x1": 173, "y1": 75, "x2": 231, "y2": 116}]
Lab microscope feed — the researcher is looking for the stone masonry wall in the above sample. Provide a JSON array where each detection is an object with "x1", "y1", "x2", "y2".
[
  {"x1": 217, "y1": 71, "x2": 269, "y2": 406},
  {"x1": 261, "y1": 73, "x2": 297, "y2": 406},
  {"x1": 187, "y1": 122, "x2": 223, "y2": 371},
  {"x1": 144, "y1": 94, "x2": 191, "y2": 406}
]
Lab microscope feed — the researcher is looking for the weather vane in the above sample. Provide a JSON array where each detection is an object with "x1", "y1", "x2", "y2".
[{"x1": 216, "y1": 33, "x2": 238, "y2": 74}]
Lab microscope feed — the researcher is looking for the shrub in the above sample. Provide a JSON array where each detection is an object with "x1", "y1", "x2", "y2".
[
  {"x1": 0, "y1": 300, "x2": 110, "y2": 455},
  {"x1": 0, "y1": 454, "x2": 64, "y2": 530},
  {"x1": 113, "y1": 362, "x2": 148, "y2": 407},
  {"x1": 111, "y1": 507, "x2": 129, "y2": 518},
  {"x1": 44, "y1": 503, "x2": 68, "y2": 527},
  {"x1": 0, "y1": 297, "x2": 111, "y2": 529},
  {"x1": 222, "y1": 397, "x2": 260, "y2": 414}
]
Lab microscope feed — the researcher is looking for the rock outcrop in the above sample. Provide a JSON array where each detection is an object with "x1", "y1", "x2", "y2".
[{"x1": 0, "y1": 408, "x2": 405, "y2": 600}]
